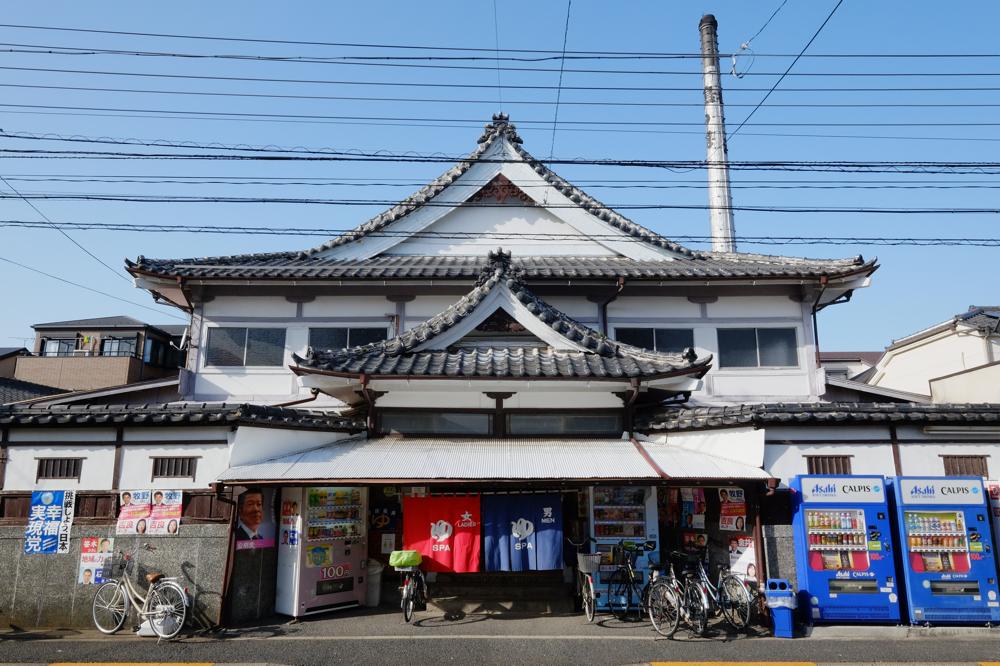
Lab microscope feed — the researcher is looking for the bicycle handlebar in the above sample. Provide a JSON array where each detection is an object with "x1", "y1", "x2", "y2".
[{"x1": 566, "y1": 536, "x2": 597, "y2": 548}]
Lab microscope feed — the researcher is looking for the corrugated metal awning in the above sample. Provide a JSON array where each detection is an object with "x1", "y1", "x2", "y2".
[{"x1": 218, "y1": 436, "x2": 770, "y2": 483}]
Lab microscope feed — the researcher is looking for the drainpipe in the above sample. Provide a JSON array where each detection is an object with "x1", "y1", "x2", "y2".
[
  {"x1": 810, "y1": 276, "x2": 830, "y2": 368},
  {"x1": 360, "y1": 374, "x2": 376, "y2": 434},
  {"x1": 272, "y1": 388, "x2": 320, "y2": 408},
  {"x1": 595, "y1": 277, "x2": 626, "y2": 336},
  {"x1": 624, "y1": 377, "x2": 640, "y2": 435}
]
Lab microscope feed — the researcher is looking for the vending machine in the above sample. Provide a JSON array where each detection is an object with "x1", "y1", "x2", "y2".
[
  {"x1": 890, "y1": 476, "x2": 1000, "y2": 624},
  {"x1": 275, "y1": 486, "x2": 368, "y2": 617},
  {"x1": 588, "y1": 485, "x2": 658, "y2": 610},
  {"x1": 790, "y1": 475, "x2": 901, "y2": 623}
]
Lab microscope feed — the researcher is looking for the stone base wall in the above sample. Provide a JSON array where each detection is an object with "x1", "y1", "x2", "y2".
[
  {"x1": 763, "y1": 523, "x2": 798, "y2": 589},
  {"x1": 226, "y1": 546, "x2": 278, "y2": 625},
  {"x1": 0, "y1": 524, "x2": 229, "y2": 629}
]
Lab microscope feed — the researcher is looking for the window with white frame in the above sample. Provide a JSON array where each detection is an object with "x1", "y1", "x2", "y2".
[
  {"x1": 42, "y1": 338, "x2": 76, "y2": 357},
  {"x1": 100, "y1": 336, "x2": 137, "y2": 357},
  {"x1": 205, "y1": 327, "x2": 286, "y2": 367},
  {"x1": 717, "y1": 327, "x2": 798, "y2": 368},
  {"x1": 613, "y1": 327, "x2": 694, "y2": 353},
  {"x1": 308, "y1": 327, "x2": 388, "y2": 350}
]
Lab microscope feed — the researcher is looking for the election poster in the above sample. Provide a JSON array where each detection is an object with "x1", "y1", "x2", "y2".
[
  {"x1": 719, "y1": 487, "x2": 748, "y2": 532},
  {"x1": 116, "y1": 489, "x2": 151, "y2": 535},
  {"x1": 402, "y1": 495, "x2": 481, "y2": 573},
  {"x1": 729, "y1": 536, "x2": 758, "y2": 583},
  {"x1": 236, "y1": 487, "x2": 276, "y2": 550},
  {"x1": 148, "y1": 489, "x2": 183, "y2": 535},
  {"x1": 483, "y1": 494, "x2": 562, "y2": 572},
  {"x1": 24, "y1": 490, "x2": 75, "y2": 555},
  {"x1": 682, "y1": 531, "x2": 708, "y2": 552},
  {"x1": 680, "y1": 487, "x2": 705, "y2": 530},
  {"x1": 78, "y1": 536, "x2": 114, "y2": 584}
]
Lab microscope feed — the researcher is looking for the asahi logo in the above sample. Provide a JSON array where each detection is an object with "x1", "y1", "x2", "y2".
[
  {"x1": 910, "y1": 485, "x2": 936, "y2": 498},
  {"x1": 811, "y1": 482, "x2": 837, "y2": 496}
]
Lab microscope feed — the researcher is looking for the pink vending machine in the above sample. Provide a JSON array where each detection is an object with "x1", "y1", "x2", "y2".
[{"x1": 276, "y1": 486, "x2": 368, "y2": 617}]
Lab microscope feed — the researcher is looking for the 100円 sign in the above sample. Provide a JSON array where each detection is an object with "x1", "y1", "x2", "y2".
[{"x1": 24, "y1": 490, "x2": 75, "y2": 555}]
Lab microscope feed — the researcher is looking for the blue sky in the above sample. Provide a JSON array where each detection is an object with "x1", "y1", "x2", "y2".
[{"x1": 0, "y1": 1, "x2": 997, "y2": 351}]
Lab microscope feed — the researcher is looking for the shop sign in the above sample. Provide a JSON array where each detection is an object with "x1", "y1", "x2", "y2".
[
  {"x1": 483, "y1": 494, "x2": 563, "y2": 572},
  {"x1": 801, "y1": 477, "x2": 885, "y2": 503},
  {"x1": 402, "y1": 495, "x2": 481, "y2": 573}
]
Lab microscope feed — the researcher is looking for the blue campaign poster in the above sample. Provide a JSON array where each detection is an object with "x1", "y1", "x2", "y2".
[
  {"x1": 24, "y1": 490, "x2": 75, "y2": 555},
  {"x1": 483, "y1": 494, "x2": 563, "y2": 571}
]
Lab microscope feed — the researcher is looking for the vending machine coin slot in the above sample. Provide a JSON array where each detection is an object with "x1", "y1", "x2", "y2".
[
  {"x1": 929, "y1": 580, "x2": 981, "y2": 596},
  {"x1": 829, "y1": 580, "x2": 879, "y2": 595}
]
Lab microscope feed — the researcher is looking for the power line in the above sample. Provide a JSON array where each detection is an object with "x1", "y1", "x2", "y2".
[
  {"x1": 0, "y1": 255, "x2": 185, "y2": 318},
  {"x1": 730, "y1": 0, "x2": 843, "y2": 139},
  {"x1": 549, "y1": 0, "x2": 573, "y2": 159},
  {"x1": 1, "y1": 27, "x2": 999, "y2": 58},
  {"x1": 1, "y1": 219, "x2": 999, "y2": 247}
]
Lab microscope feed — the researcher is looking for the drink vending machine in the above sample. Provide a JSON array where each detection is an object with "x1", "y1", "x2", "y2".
[
  {"x1": 588, "y1": 485, "x2": 658, "y2": 611},
  {"x1": 890, "y1": 476, "x2": 1000, "y2": 624},
  {"x1": 275, "y1": 486, "x2": 368, "y2": 617},
  {"x1": 790, "y1": 475, "x2": 901, "y2": 622}
]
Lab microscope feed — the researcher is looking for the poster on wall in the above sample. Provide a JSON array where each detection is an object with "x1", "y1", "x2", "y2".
[
  {"x1": 116, "y1": 489, "x2": 151, "y2": 535},
  {"x1": 729, "y1": 536, "x2": 758, "y2": 582},
  {"x1": 78, "y1": 536, "x2": 114, "y2": 584},
  {"x1": 148, "y1": 490, "x2": 183, "y2": 535},
  {"x1": 988, "y1": 481, "x2": 1000, "y2": 550},
  {"x1": 483, "y1": 494, "x2": 563, "y2": 572},
  {"x1": 235, "y1": 486, "x2": 276, "y2": 549},
  {"x1": 24, "y1": 490, "x2": 75, "y2": 555},
  {"x1": 680, "y1": 488, "x2": 705, "y2": 529},
  {"x1": 279, "y1": 495, "x2": 300, "y2": 549},
  {"x1": 719, "y1": 487, "x2": 747, "y2": 532},
  {"x1": 402, "y1": 495, "x2": 481, "y2": 573},
  {"x1": 682, "y1": 531, "x2": 708, "y2": 552}
]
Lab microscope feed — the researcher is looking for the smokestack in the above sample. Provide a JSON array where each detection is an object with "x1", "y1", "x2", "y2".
[{"x1": 699, "y1": 14, "x2": 737, "y2": 253}]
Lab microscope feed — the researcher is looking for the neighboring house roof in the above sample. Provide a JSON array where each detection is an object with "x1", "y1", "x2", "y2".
[
  {"x1": 819, "y1": 351, "x2": 883, "y2": 365},
  {"x1": 0, "y1": 403, "x2": 364, "y2": 430},
  {"x1": 638, "y1": 402, "x2": 1000, "y2": 432},
  {"x1": 293, "y1": 249, "x2": 712, "y2": 381},
  {"x1": 0, "y1": 347, "x2": 28, "y2": 360},
  {"x1": 14, "y1": 376, "x2": 180, "y2": 407},
  {"x1": 154, "y1": 324, "x2": 189, "y2": 337},
  {"x1": 957, "y1": 305, "x2": 1000, "y2": 331},
  {"x1": 0, "y1": 377, "x2": 65, "y2": 404},
  {"x1": 824, "y1": 376, "x2": 930, "y2": 403},
  {"x1": 33, "y1": 315, "x2": 149, "y2": 329},
  {"x1": 128, "y1": 114, "x2": 876, "y2": 284}
]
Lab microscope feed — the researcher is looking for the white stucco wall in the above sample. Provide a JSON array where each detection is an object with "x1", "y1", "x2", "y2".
[
  {"x1": 930, "y1": 362, "x2": 1000, "y2": 403},
  {"x1": 4, "y1": 444, "x2": 117, "y2": 490},
  {"x1": 117, "y1": 443, "x2": 230, "y2": 489},
  {"x1": 872, "y1": 326, "x2": 991, "y2": 395}
]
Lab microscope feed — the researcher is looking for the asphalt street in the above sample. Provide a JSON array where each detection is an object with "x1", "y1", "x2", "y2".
[{"x1": 3, "y1": 608, "x2": 1000, "y2": 666}]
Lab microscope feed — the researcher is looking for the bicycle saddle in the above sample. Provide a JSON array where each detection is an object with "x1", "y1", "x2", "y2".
[{"x1": 145, "y1": 572, "x2": 164, "y2": 584}]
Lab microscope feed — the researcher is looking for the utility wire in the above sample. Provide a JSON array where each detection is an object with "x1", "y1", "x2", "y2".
[
  {"x1": 0, "y1": 255, "x2": 185, "y2": 318},
  {"x1": 730, "y1": 0, "x2": 843, "y2": 139},
  {"x1": 549, "y1": 0, "x2": 572, "y2": 159},
  {"x1": 492, "y1": 0, "x2": 503, "y2": 111}
]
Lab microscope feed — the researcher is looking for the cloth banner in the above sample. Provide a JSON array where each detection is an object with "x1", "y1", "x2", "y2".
[
  {"x1": 483, "y1": 494, "x2": 563, "y2": 571},
  {"x1": 402, "y1": 495, "x2": 481, "y2": 573}
]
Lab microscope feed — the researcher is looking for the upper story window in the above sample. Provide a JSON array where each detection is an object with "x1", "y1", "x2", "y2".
[
  {"x1": 143, "y1": 337, "x2": 183, "y2": 368},
  {"x1": 36, "y1": 457, "x2": 83, "y2": 481},
  {"x1": 506, "y1": 412, "x2": 622, "y2": 436},
  {"x1": 806, "y1": 455, "x2": 853, "y2": 475},
  {"x1": 205, "y1": 327, "x2": 286, "y2": 367},
  {"x1": 309, "y1": 327, "x2": 388, "y2": 350},
  {"x1": 42, "y1": 338, "x2": 76, "y2": 357},
  {"x1": 718, "y1": 327, "x2": 798, "y2": 368},
  {"x1": 942, "y1": 455, "x2": 989, "y2": 478},
  {"x1": 380, "y1": 411, "x2": 492, "y2": 436},
  {"x1": 100, "y1": 336, "x2": 137, "y2": 358},
  {"x1": 614, "y1": 328, "x2": 694, "y2": 353}
]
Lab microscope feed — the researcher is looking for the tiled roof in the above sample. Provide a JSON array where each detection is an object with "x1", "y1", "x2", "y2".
[
  {"x1": 0, "y1": 347, "x2": 27, "y2": 359},
  {"x1": 295, "y1": 250, "x2": 711, "y2": 380},
  {"x1": 0, "y1": 378, "x2": 64, "y2": 404},
  {"x1": 638, "y1": 402, "x2": 1000, "y2": 432},
  {"x1": 127, "y1": 114, "x2": 876, "y2": 284},
  {"x1": 0, "y1": 403, "x2": 364, "y2": 430},
  {"x1": 129, "y1": 253, "x2": 873, "y2": 282},
  {"x1": 958, "y1": 306, "x2": 1000, "y2": 330}
]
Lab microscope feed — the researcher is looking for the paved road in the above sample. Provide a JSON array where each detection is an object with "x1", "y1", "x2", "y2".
[{"x1": 4, "y1": 609, "x2": 1000, "y2": 665}]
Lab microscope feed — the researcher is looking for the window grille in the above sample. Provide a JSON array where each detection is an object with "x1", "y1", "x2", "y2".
[
  {"x1": 36, "y1": 458, "x2": 83, "y2": 480},
  {"x1": 806, "y1": 455, "x2": 853, "y2": 475},
  {"x1": 152, "y1": 457, "x2": 198, "y2": 479},
  {"x1": 942, "y1": 455, "x2": 989, "y2": 478}
]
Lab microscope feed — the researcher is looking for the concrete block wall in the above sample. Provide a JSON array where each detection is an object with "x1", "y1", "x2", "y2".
[{"x1": 0, "y1": 524, "x2": 229, "y2": 629}]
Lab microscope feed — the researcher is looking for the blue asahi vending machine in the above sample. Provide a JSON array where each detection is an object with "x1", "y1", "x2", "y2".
[
  {"x1": 890, "y1": 476, "x2": 1000, "y2": 624},
  {"x1": 791, "y1": 475, "x2": 901, "y2": 622}
]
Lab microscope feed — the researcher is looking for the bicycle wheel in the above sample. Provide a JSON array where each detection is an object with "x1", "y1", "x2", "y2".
[
  {"x1": 582, "y1": 575, "x2": 596, "y2": 623},
  {"x1": 719, "y1": 575, "x2": 752, "y2": 630},
  {"x1": 401, "y1": 576, "x2": 415, "y2": 623},
  {"x1": 92, "y1": 581, "x2": 129, "y2": 634},
  {"x1": 607, "y1": 569, "x2": 634, "y2": 621},
  {"x1": 684, "y1": 582, "x2": 708, "y2": 636},
  {"x1": 149, "y1": 581, "x2": 187, "y2": 640},
  {"x1": 648, "y1": 581, "x2": 680, "y2": 637}
]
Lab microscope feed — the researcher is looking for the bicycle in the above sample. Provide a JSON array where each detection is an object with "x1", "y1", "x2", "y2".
[
  {"x1": 389, "y1": 550, "x2": 427, "y2": 623},
  {"x1": 605, "y1": 539, "x2": 656, "y2": 621},
  {"x1": 692, "y1": 551, "x2": 753, "y2": 630},
  {"x1": 646, "y1": 563, "x2": 681, "y2": 637},
  {"x1": 91, "y1": 543, "x2": 188, "y2": 640},
  {"x1": 567, "y1": 536, "x2": 601, "y2": 622},
  {"x1": 667, "y1": 550, "x2": 711, "y2": 636}
]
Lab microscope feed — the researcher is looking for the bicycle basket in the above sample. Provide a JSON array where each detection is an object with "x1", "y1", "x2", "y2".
[
  {"x1": 577, "y1": 553, "x2": 603, "y2": 574},
  {"x1": 388, "y1": 550, "x2": 422, "y2": 568}
]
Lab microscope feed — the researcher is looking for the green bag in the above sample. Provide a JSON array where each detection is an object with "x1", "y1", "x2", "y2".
[{"x1": 389, "y1": 550, "x2": 423, "y2": 568}]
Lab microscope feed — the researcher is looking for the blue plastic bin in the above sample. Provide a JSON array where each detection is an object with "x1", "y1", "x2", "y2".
[{"x1": 765, "y1": 578, "x2": 797, "y2": 638}]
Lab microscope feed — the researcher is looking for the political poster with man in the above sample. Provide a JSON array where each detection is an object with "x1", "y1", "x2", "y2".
[
  {"x1": 719, "y1": 487, "x2": 747, "y2": 532},
  {"x1": 116, "y1": 490, "x2": 151, "y2": 535},
  {"x1": 402, "y1": 495, "x2": 480, "y2": 573},
  {"x1": 148, "y1": 489, "x2": 183, "y2": 535},
  {"x1": 78, "y1": 536, "x2": 114, "y2": 584},
  {"x1": 235, "y1": 486, "x2": 276, "y2": 549}
]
